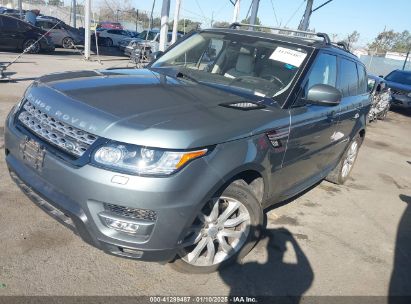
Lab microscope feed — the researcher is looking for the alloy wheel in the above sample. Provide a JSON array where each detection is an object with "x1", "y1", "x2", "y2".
[
  {"x1": 180, "y1": 196, "x2": 251, "y2": 267},
  {"x1": 62, "y1": 37, "x2": 74, "y2": 49},
  {"x1": 341, "y1": 140, "x2": 358, "y2": 178}
]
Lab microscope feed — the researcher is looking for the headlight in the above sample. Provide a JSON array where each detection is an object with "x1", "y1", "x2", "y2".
[{"x1": 92, "y1": 142, "x2": 207, "y2": 176}]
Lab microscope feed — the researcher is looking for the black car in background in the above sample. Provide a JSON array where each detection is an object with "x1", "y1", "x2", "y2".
[
  {"x1": 0, "y1": 14, "x2": 54, "y2": 54},
  {"x1": 384, "y1": 69, "x2": 411, "y2": 109}
]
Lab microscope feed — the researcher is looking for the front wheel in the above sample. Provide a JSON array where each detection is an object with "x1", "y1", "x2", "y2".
[
  {"x1": 326, "y1": 135, "x2": 362, "y2": 185},
  {"x1": 62, "y1": 37, "x2": 74, "y2": 49},
  {"x1": 170, "y1": 183, "x2": 263, "y2": 273}
]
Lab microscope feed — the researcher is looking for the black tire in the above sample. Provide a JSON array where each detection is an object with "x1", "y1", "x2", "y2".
[
  {"x1": 62, "y1": 37, "x2": 74, "y2": 49},
  {"x1": 170, "y1": 182, "x2": 263, "y2": 273},
  {"x1": 23, "y1": 39, "x2": 40, "y2": 54},
  {"x1": 325, "y1": 135, "x2": 362, "y2": 185},
  {"x1": 105, "y1": 38, "x2": 113, "y2": 47}
]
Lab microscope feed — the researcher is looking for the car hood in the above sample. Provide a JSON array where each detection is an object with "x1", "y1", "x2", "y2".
[
  {"x1": 386, "y1": 81, "x2": 411, "y2": 92},
  {"x1": 24, "y1": 69, "x2": 288, "y2": 149}
]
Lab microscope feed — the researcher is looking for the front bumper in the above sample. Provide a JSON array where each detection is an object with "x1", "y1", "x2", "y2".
[
  {"x1": 4, "y1": 115, "x2": 224, "y2": 262},
  {"x1": 391, "y1": 94, "x2": 411, "y2": 108}
]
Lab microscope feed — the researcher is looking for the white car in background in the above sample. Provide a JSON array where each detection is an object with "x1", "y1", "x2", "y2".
[{"x1": 97, "y1": 29, "x2": 132, "y2": 47}]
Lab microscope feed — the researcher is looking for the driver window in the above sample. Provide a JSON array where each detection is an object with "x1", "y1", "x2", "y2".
[{"x1": 305, "y1": 53, "x2": 337, "y2": 95}]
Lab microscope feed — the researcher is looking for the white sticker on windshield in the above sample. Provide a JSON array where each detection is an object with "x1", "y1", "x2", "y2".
[{"x1": 269, "y1": 47, "x2": 307, "y2": 67}]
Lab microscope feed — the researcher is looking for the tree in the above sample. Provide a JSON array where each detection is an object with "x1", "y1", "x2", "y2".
[
  {"x1": 343, "y1": 30, "x2": 360, "y2": 50},
  {"x1": 392, "y1": 30, "x2": 411, "y2": 53},
  {"x1": 48, "y1": 0, "x2": 63, "y2": 6},
  {"x1": 177, "y1": 19, "x2": 201, "y2": 33},
  {"x1": 368, "y1": 30, "x2": 398, "y2": 53}
]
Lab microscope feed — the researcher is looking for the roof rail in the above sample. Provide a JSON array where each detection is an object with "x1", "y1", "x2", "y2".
[
  {"x1": 336, "y1": 41, "x2": 349, "y2": 51},
  {"x1": 228, "y1": 22, "x2": 331, "y2": 45}
]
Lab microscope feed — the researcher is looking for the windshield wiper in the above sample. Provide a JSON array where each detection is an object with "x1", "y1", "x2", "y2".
[{"x1": 175, "y1": 71, "x2": 199, "y2": 84}]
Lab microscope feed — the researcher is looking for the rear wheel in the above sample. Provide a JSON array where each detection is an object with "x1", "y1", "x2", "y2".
[
  {"x1": 23, "y1": 39, "x2": 40, "y2": 54},
  {"x1": 326, "y1": 135, "x2": 362, "y2": 185},
  {"x1": 170, "y1": 182, "x2": 263, "y2": 273}
]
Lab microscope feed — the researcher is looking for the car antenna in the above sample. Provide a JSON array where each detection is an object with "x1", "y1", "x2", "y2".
[{"x1": 0, "y1": 19, "x2": 64, "y2": 82}]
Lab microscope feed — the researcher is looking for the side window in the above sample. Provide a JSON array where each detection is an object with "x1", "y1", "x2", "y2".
[
  {"x1": 339, "y1": 58, "x2": 359, "y2": 97},
  {"x1": 357, "y1": 64, "x2": 367, "y2": 94},
  {"x1": 107, "y1": 30, "x2": 114, "y2": 34},
  {"x1": 305, "y1": 53, "x2": 337, "y2": 95}
]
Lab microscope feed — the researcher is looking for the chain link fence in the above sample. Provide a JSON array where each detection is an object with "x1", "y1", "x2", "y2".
[{"x1": 359, "y1": 54, "x2": 411, "y2": 76}]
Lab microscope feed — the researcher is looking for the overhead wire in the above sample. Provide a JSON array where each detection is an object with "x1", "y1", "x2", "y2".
[{"x1": 284, "y1": 0, "x2": 305, "y2": 27}]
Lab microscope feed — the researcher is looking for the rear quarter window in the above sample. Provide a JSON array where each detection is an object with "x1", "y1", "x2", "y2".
[
  {"x1": 357, "y1": 64, "x2": 367, "y2": 94},
  {"x1": 339, "y1": 58, "x2": 359, "y2": 97}
]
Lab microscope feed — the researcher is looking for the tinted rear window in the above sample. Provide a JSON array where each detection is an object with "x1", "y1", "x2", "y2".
[{"x1": 339, "y1": 58, "x2": 359, "y2": 97}]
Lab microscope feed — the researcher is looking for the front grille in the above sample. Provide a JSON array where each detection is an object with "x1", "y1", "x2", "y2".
[
  {"x1": 391, "y1": 89, "x2": 407, "y2": 96},
  {"x1": 104, "y1": 203, "x2": 157, "y2": 222},
  {"x1": 18, "y1": 101, "x2": 98, "y2": 157}
]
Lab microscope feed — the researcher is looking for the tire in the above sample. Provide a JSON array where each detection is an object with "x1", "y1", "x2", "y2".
[
  {"x1": 325, "y1": 135, "x2": 362, "y2": 185},
  {"x1": 170, "y1": 182, "x2": 263, "y2": 273},
  {"x1": 62, "y1": 37, "x2": 74, "y2": 49},
  {"x1": 105, "y1": 38, "x2": 113, "y2": 47},
  {"x1": 23, "y1": 39, "x2": 40, "y2": 54}
]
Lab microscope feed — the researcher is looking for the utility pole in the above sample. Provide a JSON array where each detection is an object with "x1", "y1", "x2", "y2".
[
  {"x1": 171, "y1": 0, "x2": 181, "y2": 44},
  {"x1": 232, "y1": 0, "x2": 240, "y2": 23},
  {"x1": 149, "y1": 0, "x2": 156, "y2": 30},
  {"x1": 18, "y1": 0, "x2": 23, "y2": 19},
  {"x1": 84, "y1": 0, "x2": 91, "y2": 60},
  {"x1": 403, "y1": 46, "x2": 410, "y2": 70},
  {"x1": 159, "y1": 0, "x2": 170, "y2": 52},
  {"x1": 72, "y1": 0, "x2": 77, "y2": 28},
  {"x1": 298, "y1": 0, "x2": 314, "y2": 31},
  {"x1": 249, "y1": 0, "x2": 260, "y2": 28}
]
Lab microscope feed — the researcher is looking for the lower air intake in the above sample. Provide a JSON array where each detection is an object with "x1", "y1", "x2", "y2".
[{"x1": 104, "y1": 203, "x2": 157, "y2": 222}]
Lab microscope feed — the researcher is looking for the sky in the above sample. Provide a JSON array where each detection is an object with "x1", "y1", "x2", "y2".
[{"x1": 95, "y1": 0, "x2": 411, "y2": 47}]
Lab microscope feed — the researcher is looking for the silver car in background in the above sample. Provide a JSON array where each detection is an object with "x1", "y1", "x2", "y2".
[{"x1": 36, "y1": 17, "x2": 84, "y2": 49}]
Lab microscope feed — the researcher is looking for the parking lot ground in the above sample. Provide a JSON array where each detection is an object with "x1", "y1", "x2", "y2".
[{"x1": 0, "y1": 51, "x2": 410, "y2": 297}]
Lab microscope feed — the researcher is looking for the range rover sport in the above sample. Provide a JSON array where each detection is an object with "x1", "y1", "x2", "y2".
[{"x1": 4, "y1": 24, "x2": 371, "y2": 273}]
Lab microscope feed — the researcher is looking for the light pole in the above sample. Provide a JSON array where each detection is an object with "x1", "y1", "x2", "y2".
[{"x1": 403, "y1": 46, "x2": 410, "y2": 70}]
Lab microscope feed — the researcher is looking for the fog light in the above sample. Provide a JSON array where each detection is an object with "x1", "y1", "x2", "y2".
[{"x1": 99, "y1": 213, "x2": 139, "y2": 234}]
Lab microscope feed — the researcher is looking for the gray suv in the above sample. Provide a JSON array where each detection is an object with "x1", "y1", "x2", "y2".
[{"x1": 4, "y1": 25, "x2": 370, "y2": 273}]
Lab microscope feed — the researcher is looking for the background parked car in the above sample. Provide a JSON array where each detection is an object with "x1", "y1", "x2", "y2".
[
  {"x1": 36, "y1": 17, "x2": 84, "y2": 49},
  {"x1": 0, "y1": 8, "x2": 25, "y2": 19},
  {"x1": 97, "y1": 29, "x2": 133, "y2": 47},
  {"x1": 125, "y1": 30, "x2": 182, "y2": 57},
  {"x1": 97, "y1": 21, "x2": 123, "y2": 30},
  {"x1": 0, "y1": 14, "x2": 54, "y2": 54},
  {"x1": 367, "y1": 75, "x2": 392, "y2": 122},
  {"x1": 383, "y1": 69, "x2": 411, "y2": 109}
]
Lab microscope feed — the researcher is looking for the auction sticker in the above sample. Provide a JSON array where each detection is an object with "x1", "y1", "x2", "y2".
[{"x1": 269, "y1": 47, "x2": 307, "y2": 67}]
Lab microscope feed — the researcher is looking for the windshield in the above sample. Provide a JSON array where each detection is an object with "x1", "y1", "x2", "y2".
[
  {"x1": 138, "y1": 30, "x2": 157, "y2": 41},
  {"x1": 386, "y1": 70, "x2": 411, "y2": 86},
  {"x1": 151, "y1": 31, "x2": 310, "y2": 98}
]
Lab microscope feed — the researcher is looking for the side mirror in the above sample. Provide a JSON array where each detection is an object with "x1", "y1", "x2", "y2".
[
  {"x1": 379, "y1": 75, "x2": 384, "y2": 78},
  {"x1": 306, "y1": 84, "x2": 342, "y2": 106}
]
